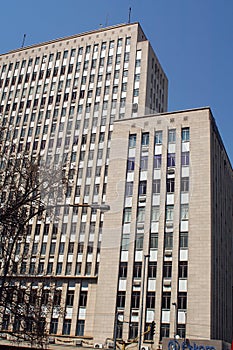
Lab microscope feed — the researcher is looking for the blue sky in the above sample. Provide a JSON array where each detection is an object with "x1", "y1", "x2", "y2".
[{"x1": 1, "y1": 0, "x2": 233, "y2": 164}]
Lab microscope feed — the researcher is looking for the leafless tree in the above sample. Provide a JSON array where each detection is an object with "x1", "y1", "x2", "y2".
[{"x1": 0, "y1": 155, "x2": 65, "y2": 348}]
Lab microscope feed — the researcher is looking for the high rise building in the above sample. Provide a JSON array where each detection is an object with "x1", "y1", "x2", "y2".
[{"x1": 0, "y1": 22, "x2": 232, "y2": 349}]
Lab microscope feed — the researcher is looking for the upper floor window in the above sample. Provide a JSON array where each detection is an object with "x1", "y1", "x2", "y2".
[
  {"x1": 181, "y1": 152, "x2": 189, "y2": 166},
  {"x1": 126, "y1": 37, "x2": 131, "y2": 45},
  {"x1": 123, "y1": 208, "x2": 132, "y2": 223},
  {"x1": 141, "y1": 133, "x2": 149, "y2": 146},
  {"x1": 168, "y1": 129, "x2": 176, "y2": 143},
  {"x1": 167, "y1": 153, "x2": 176, "y2": 167},
  {"x1": 154, "y1": 155, "x2": 162, "y2": 169},
  {"x1": 155, "y1": 131, "x2": 162, "y2": 145},
  {"x1": 181, "y1": 127, "x2": 190, "y2": 142},
  {"x1": 127, "y1": 157, "x2": 135, "y2": 171}
]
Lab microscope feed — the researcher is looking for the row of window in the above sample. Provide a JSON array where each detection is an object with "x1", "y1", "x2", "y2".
[
  {"x1": 1, "y1": 37, "x2": 132, "y2": 76},
  {"x1": 121, "y1": 231, "x2": 188, "y2": 252},
  {"x1": 118, "y1": 260, "x2": 187, "y2": 280},
  {"x1": 19, "y1": 259, "x2": 98, "y2": 277},
  {"x1": 129, "y1": 128, "x2": 190, "y2": 148},
  {"x1": 125, "y1": 177, "x2": 189, "y2": 199},
  {"x1": 123, "y1": 204, "x2": 189, "y2": 224},
  {"x1": 127, "y1": 151, "x2": 189, "y2": 173}
]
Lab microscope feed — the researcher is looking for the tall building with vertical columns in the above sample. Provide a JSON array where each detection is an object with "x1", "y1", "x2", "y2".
[
  {"x1": 94, "y1": 108, "x2": 233, "y2": 347},
  {"x1": 0, "y1": 22, "x2": 232, "y2": 349}
]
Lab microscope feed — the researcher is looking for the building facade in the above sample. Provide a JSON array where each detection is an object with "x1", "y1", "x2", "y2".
[
  {"x1": 94, "y1": 108, "x2": 233, "y2": 346},
  {"x1": 0, "y1": 22, "x2": 232, "y2": 348}
]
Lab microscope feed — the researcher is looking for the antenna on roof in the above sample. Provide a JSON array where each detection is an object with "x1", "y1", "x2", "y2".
[
  {"x1": 128, "y1": 7, "x2": 132, "y2": 23},
  {"x1": 21, "y1": 34, "x2": 26, "y2": 48},
  {"x1": 105, "y1": 14, "x2": 109, "y2": 27}
]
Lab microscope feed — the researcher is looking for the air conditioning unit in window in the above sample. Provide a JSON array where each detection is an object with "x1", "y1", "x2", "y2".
[
  {"x1": 94, "y1": 344, "x2": 103, "y2": 349},
  {"x1": 167, "y1": 168, "x2": 175, "y2": 175},
  {"x1": 163, "y1": 279, "x2": 171, "y2": 287},
  {"x1": 133, "y1": 280, "x2": 141, "y2": 287},
  {"x1": 166, "y1": 222, "x2": 173, "y2": 229},
  {"x1": 137, "y1": 223, "x2": 144, "y2": 229},
  {"x1": 164, "y1": 249, "x2": 172, "y2": 257}
]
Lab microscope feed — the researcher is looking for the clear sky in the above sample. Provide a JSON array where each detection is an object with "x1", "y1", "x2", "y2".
[{"x1": 1, "y1": 0, "x2": 233, "y2": 165}]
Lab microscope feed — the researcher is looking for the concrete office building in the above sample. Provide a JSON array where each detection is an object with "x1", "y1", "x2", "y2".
[
  {"x1": 0, "y1": 22, "x2": 232, "y2": 349},
  {"x1": 95, "y1": 108, "x2": 233, "y2": 347}
]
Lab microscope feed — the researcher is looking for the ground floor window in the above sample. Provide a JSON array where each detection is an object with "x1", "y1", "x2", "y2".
[
  {"x1": 76, "y1": 320, "x2": 85, "y2": 336},
  {"x1": 62, "y1": 319, "x2": 71, "y2": 335}
]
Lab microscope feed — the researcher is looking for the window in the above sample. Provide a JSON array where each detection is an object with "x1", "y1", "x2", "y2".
[
  {"x1": 166, "y1": 205, "x2": 174, "y2": 221},
  {"x1": 135, "y1": 233, "x2": 143, "y2": 250},
  {"x1": 160, "y1": 323, "x2": 170, "y2": 339},
  {"x1": 168, "y1": 129, "x2": 176, "y2": 143},
  {"x1": 123, "y1": 208, "x2": 131, "y2": 223},
  {"x1": 146, "y1": 292, "x2": 155, "y2": 308},
  {"x1": 179, "y1": 262, "x2": 188, "y2": 278},
  {"x1": 179, "y1": 232, "x2": 188, "y2": 248},
  {"x1": 119, "y1": 263, "x2": 128, "y2": 279},
  {"x1": 47, "y1": 262, "x2": 53, "y2": 274},
  {"x1": 122, "y1": 82, "x2": 127, "y2": 92},
  {"x1": 163, "y1": 262, "x2": 172, "y2": 278},
  {"x1": 181, "y1": 152, "x2": 190, "y2": 166},
  {"x1": 164, "y1": 232, "x2": 173, "y2": 249},
  {"x1": 181, "y1": 177, "x2": 189, "y2": 192},
  {"x1": 180, "y1": 204, "x2": 189, "y2": 220},
  {"x1": 152, "y1": 179, "x2": 160, "y2": 194},
  {"x1": 154, "y1": 154, "x2": 162, "y2": 169},
  {"x1": 50, "y1": 319, "x2": 58, "y2": 334},
  {"x1": 131, "y1": 291, "x2": 140, "y2": 309},
  {"x1": 182, "y1": 127, "x2": 190, "y2": 142},
  {"x1": 137, "y1": 207, "x2": 145, "y2": 222},
  {"x1": 126, "y1": 182, "x2": 133, "y2": 196},
  {"x1": 79, "y1": 291, "x2": 88, "y2": 307},
  {"x1": 127, "y1": 157, "x2": 135, "y2": 171},
  {"x1": 85, "y1": 262, "x2": 92, "y2": 275},
  {"x1": 66, "y1": 290, "x2": 74, "y2": 306},
  {"x1": 121, "y1": 233, "x2": 130, "y2": 251},
  {"x1": 76, "y1": 320, "x2": 85, "y2": 336},
  {"x1": 150, "y1": 233, "x2": 159, "y2": 249},
  {"x1": 162, "y1": 292, "x2": 171, "y2": 309},
  {"x1": 167, "y1": 153, "x2": 176, "y2": 167},
  {"x1": 133, "y1": 262, "x2": 142, "y2": 278},
  {"x1": 133, "y1": 88, "x2": 139, "y2": 97},
  {"x1": 32, "y1": 243, "x2": 38, "y2": 255},
  {"x1": 139, "y1": 181, "x2": 147, "y2": 196},
  {"x1": 178, "y1": 292, "x2": 187, "y2": 310},
  {"x1": 155, "y1": 131, "x2": 162, "y2": 144},
  {"x1": 76, "y1": 262, "x2": 82, "y2": 275},
  {"x1": 41, "y1": 243, "x2": 47, "y2": 255},
  {"x1": 68, "y1": 242, "x2": 74, "y2": 254},
  {"x1": 177, "y1": 324, "x2": 186, "y2": 339},
  {"x1": 129, "y1": 134, "x2": 136, "y2": 148},
  {"x1": 148, "y1": 262, "x2": 157, "y2": 278},
  {"x1": 97, "y1": 149, "x2": 103, "y2": 159},
  {"x1": 129, "y1": 323, "x2": 138, "y2": 340},
  {"x1": 142, "y1": 133, "x2": 149, "y2": 146},
  {"x1": 62, "y1": 319, "x2": 71, "y2": 335},
  {"x1": 151, "y1": 206, "x2": 160, "y2": 222},
  {"x1": 117, "y1": 291, "x2": 126, "y2": 308},
  {"x1": 50, "y1": 242, "x2": 56, "y2": 255},
  {"x1": 56, "y1": 263, "x2": 62, "y2": 275},
  {"x1": 140, "y1": 156, "x2": 148, "y2": 170},
  {"x1": 166, "y1": 178, "x2": 175, "y2": 193}
]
